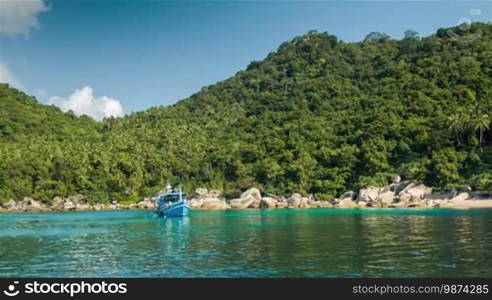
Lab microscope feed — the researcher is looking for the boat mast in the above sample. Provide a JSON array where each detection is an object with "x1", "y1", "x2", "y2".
[{"x1": 179, "y1": 184, "x2": 182, "y2": 202}]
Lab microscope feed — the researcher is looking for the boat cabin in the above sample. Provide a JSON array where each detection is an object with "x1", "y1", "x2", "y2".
[{"x1": 157, "y1": 192, "x2": 188, "y2": 206}]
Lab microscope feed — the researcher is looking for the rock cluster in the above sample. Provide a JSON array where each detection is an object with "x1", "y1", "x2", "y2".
[
  {"x1": 1, "y1": 194, "x2": 156, "y2": 212},
  {"x1": 187, "y1": 188, "x2": 333, "y2": 210},
  {"x1": 2, "y1": 197, "x2": 46, "y2": 212},
  {"x1": 2, "y1": 180, "x2": 491, "y2": 213},
  {"x1": 334, "y1": 180, "x2": 433, "y2": 208},
  {"x1": 187, "y1": 188, "x2": 228, "y2": 210},
  {"x1": 137, "y1": 198, "x2": 156, "y2": 210},
  {"x1": 333, "y1": 180, "x2": 492, "y2": 209}
]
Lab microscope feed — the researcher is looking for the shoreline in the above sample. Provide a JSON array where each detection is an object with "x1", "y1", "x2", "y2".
[
  {"x1": 2, "y1": 180, "x2": 492, "y2": 213},
  {"x1": 1, "y1": 203, "x2": 492, "y2": 214},
  {"x1": 184, "y1": 182, "x2": 492, "y2": 211}
]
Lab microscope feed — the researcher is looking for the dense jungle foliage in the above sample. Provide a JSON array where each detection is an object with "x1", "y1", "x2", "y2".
[{"x1": 1, "y1": 23, "x2": 491, "y2": 203}]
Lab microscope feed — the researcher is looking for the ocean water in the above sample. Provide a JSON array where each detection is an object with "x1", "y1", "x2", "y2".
[{"x1": 0, "y1": 208, "x2": 491, "y2": 277}]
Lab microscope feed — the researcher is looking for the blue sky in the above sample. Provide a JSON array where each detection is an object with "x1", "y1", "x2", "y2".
[{"x1": 0, "y1": 0, "x2": 491, "y2": 119}]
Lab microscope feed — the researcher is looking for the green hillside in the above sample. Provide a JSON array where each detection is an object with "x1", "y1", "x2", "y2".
[
  {"x1": 0, "y1": 85, "x2": 101, "y2": 143},
  {"x1": 1, "y1": 23, "x2": 491, "y2": 203}
]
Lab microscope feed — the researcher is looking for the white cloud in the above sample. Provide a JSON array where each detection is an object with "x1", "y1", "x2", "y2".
[
  {"x1": 0, "y1": 63, "x2": 25, "y2": 90},
  {"x1": 0, "y1": 0, "x2": 50, "y2": 36},
  {"x1": 48, "y1": 86, "x2": 125, "y2": 121}
]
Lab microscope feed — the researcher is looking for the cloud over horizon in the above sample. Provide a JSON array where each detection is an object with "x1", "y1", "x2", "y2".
[
  {"x1": 0, "y1": 0, "x2": 50, "y2": 36},
  {"x1": 48, "y1": 86, "x2": 124, "y2": 121},
  {"x1": 0, "y1": 63, "x2": 25, "y2": 90}
]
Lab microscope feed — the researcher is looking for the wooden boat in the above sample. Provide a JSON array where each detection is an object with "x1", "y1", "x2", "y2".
[{"x1": 155, "y1": 184, "x2": 189, "y2": 217}]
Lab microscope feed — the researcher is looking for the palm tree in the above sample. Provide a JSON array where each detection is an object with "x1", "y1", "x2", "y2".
[
  {"x1": 448, "y1": 113, "x2": 465, "y2": 145},
  {"x1": 473, "y1": 112, "x2": 491, "y2": 151}
]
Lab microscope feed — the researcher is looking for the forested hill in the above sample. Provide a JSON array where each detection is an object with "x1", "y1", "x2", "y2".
[
  {"x1": 1, "y1": 23, "x2": 492, "y2": 203},
  {"x1": 0, "y1": 85, "x2": 101, "y2": 143}
]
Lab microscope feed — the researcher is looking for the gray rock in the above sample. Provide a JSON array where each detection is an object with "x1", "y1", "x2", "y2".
[
  {"x1": 201, "y1": 199, "x2": 228, "y2": 210},
  {"x1": 236, "y1": 188, "x2": 262, "y2": 208},
  {"x1": 248, "y1": 199, "x2": 261, "y2": 209},
  {"x1": 358, "y1": 201, "x2": 368, "y2": 208},
  {"x1": 240, "y1": 188, "x2": 262, "y2": 201},
  {"x1": 75, "y1": 203, "x2": 91, "y2": 211},
  {"x1": 188, "y1": 187, "x2": 226, "y2": 208},
  {"x1": 188, "y1": 188, "x2": 224, "y2": 201},
  {"x1": 393, "y1": 180, "x2": 413, "y2": 195},
  {"x1": 63, "y1": 200, "x2": 76, "y2": 211},
  {"x1": 229, "y1": 197, "x2": 254, "y2": 209},
  {"x1": 21, "y1": 197, "x2": 35, "y2": 206},
  {"x1": 340, "y1": 191, "x2": 357, "y2": 200},
  {"x1": 287, "y1": 193, "x2": 302, "y2": 207},
  {"x1": 376, "y1": 190, "x2": 395, "y2": 206},
  {"x1": 92, "y1": 203, "x2": 105, "y2": 211},
  {"x1": 337, "y1": 198, "x2": 358, "y2": 208},
  {"x1": 3, "y1": 199, "x2": 18, "y2": 210},
  {"x1": 300, "y1": 197, "x2": 310, "y2": 205},
  {"x1": 260, "y1": 197, "x2": 278, "y2": 209},
  {"x1": 208, "y1": 189, "x2": 222, "y2": 198},
  {"x1": 51, "y1": 196, "x2": 65, "y2": 210},
  {"x1": 192, "y1": 188, "x2": 209, "y2": 199},
  {"x1": 318, "y1": 201, "x2": 334, "y2": 208},
  {"x1": 276, "y1": 202, "x2": 288, "y2": 208},
  {"x1": 21, "y1": 198, "x2": 44, "y2": 211},
  {"x1": 137, "y1": 199, "x2": 155, "y2": 209},
  {"x1": 264, "y1": 193, "x2": 282, "y2": 201},
  {"x1": 357, "y1": 187, "x2": 381, "y2": 203},
  {"x1": 188, "y1": 199, "x2": 204, "y2": 209},
  {"x1": 68, "y1": 194, "x2": 86, "y2": 204},
  {"x1": 450, "y1": 192, "x2": 470, "y2": 202},
  {"x1": 397, "y1": 182, "x2": 432, "y2": 202},
  {"x1": 299, "y1": 202, "x2": 310, "y2": 208}
]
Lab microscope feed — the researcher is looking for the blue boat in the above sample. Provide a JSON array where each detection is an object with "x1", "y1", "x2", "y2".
[{"x1": 155, "y1": 184, "x2": 189, "y2": 217}]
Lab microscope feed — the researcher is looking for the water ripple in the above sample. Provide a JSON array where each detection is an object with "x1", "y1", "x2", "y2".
[{"x1": 0, "y1": 209, "x2": 491, "y2": 277}]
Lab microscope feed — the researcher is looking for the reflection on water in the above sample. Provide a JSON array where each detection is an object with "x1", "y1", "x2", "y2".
[{"x1": 0, "y1": 209, "x2": 491, "y2": 277}]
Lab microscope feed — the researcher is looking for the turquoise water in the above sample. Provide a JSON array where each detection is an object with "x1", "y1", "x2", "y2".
[{"x1": 0, "y1": 208, "x2": 491, "y2": 277}]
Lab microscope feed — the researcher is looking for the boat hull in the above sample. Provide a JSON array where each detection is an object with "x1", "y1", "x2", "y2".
[{"x1": 157, "y1": 201, "x2": 189, "y2": 217}]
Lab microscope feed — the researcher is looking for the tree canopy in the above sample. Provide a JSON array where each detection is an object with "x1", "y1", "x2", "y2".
[{"x1": 1, "y1": 23, "x2": 491, "y2": 203}]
